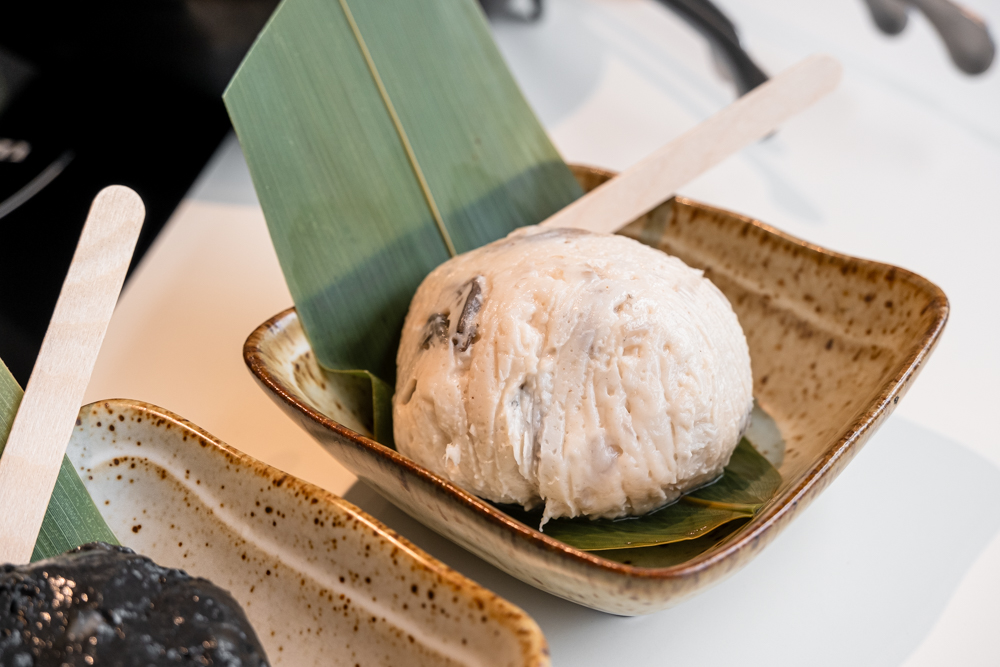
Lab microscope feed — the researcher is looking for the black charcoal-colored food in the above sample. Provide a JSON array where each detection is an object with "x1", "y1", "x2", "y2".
[{"x1": 0, "y1": 542, "x2": 269, "y2": 666}]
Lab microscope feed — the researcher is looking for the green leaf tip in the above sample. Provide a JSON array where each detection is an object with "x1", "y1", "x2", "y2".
[
  {"x1": 501, "y1": 438, "x2": 781, "y2": 553},
  {"x1": 0, "y1": 357, "x2": 118, "y2": 564}
]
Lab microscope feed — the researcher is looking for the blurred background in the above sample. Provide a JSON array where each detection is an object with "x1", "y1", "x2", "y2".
[
  {"x1": 0, "y1": 0, "x2": 993, "y2": 385},
  {"x1": 0, "y1": 1, "x2": 280, "y2": 383}
]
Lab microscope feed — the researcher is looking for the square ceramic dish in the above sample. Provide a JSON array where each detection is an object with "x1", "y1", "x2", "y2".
[
  {"x1": 66, "y1": 399, "x2": 549, "y2": 666},
  {"x1": 244, "y1": 166, "x2": 948, "y2": 615}
]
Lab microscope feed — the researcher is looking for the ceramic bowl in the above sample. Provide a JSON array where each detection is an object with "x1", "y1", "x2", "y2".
[
  {"x1": 67, "y1": 399, "x2": 549, "y2": 666},
  {"x1": 244, "y1": 165, "x2": 948, "y2": 615}
]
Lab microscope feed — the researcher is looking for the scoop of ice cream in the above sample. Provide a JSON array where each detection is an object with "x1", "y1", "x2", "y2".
[{"x1": 394, "y1": 226, "x2": 753, "y2": 524}]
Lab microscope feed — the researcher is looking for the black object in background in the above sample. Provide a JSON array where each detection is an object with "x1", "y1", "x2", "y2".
[
  {"x1": 479, "y1": 0, "x2": 769, "y2": 96},
  {"x1": 653, "y1": 0, "x2": 768, "y2": 95},
  {"x1": 862, "y1": 0, "x2": 994, "y2": 74},
  {"x1": 0, "y1": 1, "x2": 278, "y2": 385}
]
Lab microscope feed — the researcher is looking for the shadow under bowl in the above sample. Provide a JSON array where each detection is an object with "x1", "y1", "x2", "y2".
[{"x1": 243, "y1": 165, "x2": 948, "y2": 615}]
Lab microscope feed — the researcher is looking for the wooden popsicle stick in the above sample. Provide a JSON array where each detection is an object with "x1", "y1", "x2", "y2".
[
  {"x1": 0, "y1": 186, "x2": 144, "y2": 564},
  {"x1": 540, "y1": 54, "x2": 842, "y2": 234}
]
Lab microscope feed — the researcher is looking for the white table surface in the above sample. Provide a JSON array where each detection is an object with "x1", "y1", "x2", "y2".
[{"x1": 83, "y1": 1, "x2": 1000, "y2": 664}]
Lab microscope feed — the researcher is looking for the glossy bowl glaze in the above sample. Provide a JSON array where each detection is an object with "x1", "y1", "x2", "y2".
[
  {"x1": 67, "y1": 399, "x2": 549, "y2": 666},
  {"x1": 244, "y1": 166, "x2": 948, "y2": 615}
]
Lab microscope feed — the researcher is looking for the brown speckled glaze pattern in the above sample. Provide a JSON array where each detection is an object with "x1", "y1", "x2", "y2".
[
  {"x1": 67, "y1": 399, "x2": 550, "y2": 666},
  {"x1": 243, "y1": 165, "x2": 948, "y2": 616}
]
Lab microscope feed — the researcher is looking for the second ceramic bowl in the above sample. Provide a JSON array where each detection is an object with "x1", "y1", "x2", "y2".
[{"x1": 67, "y1": 399, "x2": 549, "y2": 666}]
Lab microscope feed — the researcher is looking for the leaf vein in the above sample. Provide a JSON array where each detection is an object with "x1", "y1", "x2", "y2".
[{"x1": 337, "y1": 0, "x2": 457, "y2": 257}]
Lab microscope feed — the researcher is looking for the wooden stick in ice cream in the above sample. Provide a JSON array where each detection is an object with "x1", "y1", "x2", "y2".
[
  {"x1": 540, "y1": 54, "x2": 842, "y2": 234},
  {"x1": 0, "y1": 186, "x2": 144, "y2": 564}
]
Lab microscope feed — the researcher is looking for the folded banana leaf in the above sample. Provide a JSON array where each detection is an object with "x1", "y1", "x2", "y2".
[
  {"x1": 499, "y1": 436, "x2": 780, "y2": 551},
  {"x1": 225, "y1": 0, "x2": 583, "y2": 444},
  {"x1": 0, "y1": 358, "x2": 118, "y2": 563}
]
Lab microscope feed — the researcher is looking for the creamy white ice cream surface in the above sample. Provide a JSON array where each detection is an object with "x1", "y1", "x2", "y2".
[{"x1": 393, "y1": 226, "x2": 753, "y2": 525}]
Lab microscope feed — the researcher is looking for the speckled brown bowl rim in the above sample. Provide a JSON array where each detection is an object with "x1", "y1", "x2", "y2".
[
  {"x1": 88, "y1": 399, "x2": 551, "y2": 666},
  {"x1": 244, "y1": 173, "x2": 949, "y2": 584}
]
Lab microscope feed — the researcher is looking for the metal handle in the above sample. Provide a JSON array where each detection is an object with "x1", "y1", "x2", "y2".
[
  {"x1": 863, "y1": 0, "x2": 995, "y2": 75},
  {"x1": 654, "y1": 0, "x2": 770, "y2": 96},
  {"x1": 911, "y1": 0, "x2": 995, "y2": 74},
  {"x1": 864, "y1": 0, "x2": 910, "y2": 35}
]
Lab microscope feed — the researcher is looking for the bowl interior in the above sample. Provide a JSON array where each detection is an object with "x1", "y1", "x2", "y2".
[{"x1": 567, "y1": 167, "x2": 946, "y2": 492}]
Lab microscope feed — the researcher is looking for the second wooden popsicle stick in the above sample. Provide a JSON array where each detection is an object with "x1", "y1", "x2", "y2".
[
  {"x1": 540, "y1": 53, "x2": 842, "y2": 234},
  {"x1": 0, "y1": 186, "x2": 145, "y2": 565}
]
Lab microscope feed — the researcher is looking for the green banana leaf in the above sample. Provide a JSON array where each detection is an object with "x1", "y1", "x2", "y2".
[
  {"x1": 224, "y1": 0, "x2": 584, "y2": 444},
  {"x1": 225, "y1": 0, "x2": 782, "y2": 563},
  {"x1": 499, "y1": 437, "x2": 781, "y2": 552},
  {"x1": 592, "y1": 521, "x2": 750, "y2": 568},
  {"x1": 0, "y1": 359, "x2": 118, "y2": 563}
]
